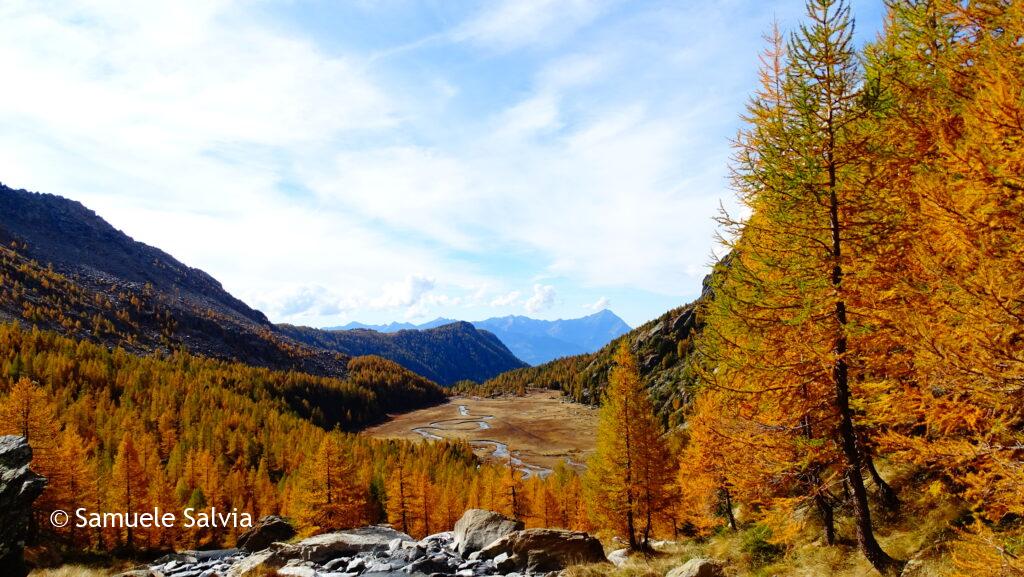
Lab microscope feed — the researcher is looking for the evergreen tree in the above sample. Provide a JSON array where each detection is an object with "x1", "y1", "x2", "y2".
[
  {"x1": 698, "y1": 0, "x2": 903, "y2": 572},
  {"x1": 586, "y1": 342, "x2": 673, "y2": 550}
]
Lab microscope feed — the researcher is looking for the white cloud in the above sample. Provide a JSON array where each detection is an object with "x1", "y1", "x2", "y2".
[
  {"x1": 584, "y1": 296, "x2": 610, "y2": 311},
  {"x1": 373, "y1": 275, "x2": 437, "y2": 309},
  {"x1": 524, "y1": 284, "x2": 557, "y2": 314},
  {"x1": 454, "y1": 0, "x2": 608, "y2": 51},
  {"x1": 490, "y1": 291, "x2": 521, "y2": 307}
]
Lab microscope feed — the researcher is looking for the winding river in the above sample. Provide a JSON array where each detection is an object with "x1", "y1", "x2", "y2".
[{"x1": 412, "y1": 404, "x2": 552, "y2": 479}]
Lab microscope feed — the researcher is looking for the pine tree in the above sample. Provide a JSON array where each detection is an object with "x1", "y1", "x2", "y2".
[
  {"x1": 864, "y1": 0, "x2": 1024, "y2": 531},
  {"x1": 698, "y1": 1, "x2": 903, "y2": 572},
  {"x1": 55, "y1": 425, "x2": 96, "y2": 546},
  {"x1": 293, "y1": 433, "x2": 367, "y2": 533},
  {"x1": 585, "y1": 342, "x2": 673, "y2": 550},
  {"x1": 109, "y1": 431, "x2": 149, "y2": 550},
  {"x1": 386, "y1": 452, "x2": 413, "y2": 535}
]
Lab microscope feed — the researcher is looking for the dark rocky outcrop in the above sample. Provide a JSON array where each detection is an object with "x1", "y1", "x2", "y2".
[
  {"x1": 236, "y1": 515, "x2": 296, "y2": 552},
  {"x1": 452, "y1": 509, "x2": 524, "y2": 555},
  {"x1": 0, "y1": 436, "x2": 47, "y2": 577},
  {"x1": 478, "y1": 528, "x2": 608, "y2": 573}
]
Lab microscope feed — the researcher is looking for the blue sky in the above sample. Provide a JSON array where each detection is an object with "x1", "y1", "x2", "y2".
[{"x1": 0, "y1": 0, "x2": 885, "y2": 328}]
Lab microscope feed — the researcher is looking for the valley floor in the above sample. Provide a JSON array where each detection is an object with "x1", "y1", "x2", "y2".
[{"x1": 364, "y1": 390, "x2": 598, "y2": 475}]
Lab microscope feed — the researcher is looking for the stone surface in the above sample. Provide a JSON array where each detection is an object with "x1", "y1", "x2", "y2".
[
  {"x1": 665, "y1": 558, "x2": 726, "y2": 577},
  {"x1": 0, "y1": 436, "x2": 47, "y2": 577},
  {"x1": 272, "y1": 526, "x2": 413, "y2": 563},
  {"x1": 608, "y1": 548, "x2": 629, "y2": 567},
  {"x1": 226, "y1": 550, "x2": 280, "y2": 577},
  {"x1": 478, "y1": 528, "x2": 607, "y2": 572},
  {"x1": 237, "y1": 515, "x2": 296, "y2": 552},
  {"x1": 150, "y1": 510, "x2": 607, "y2": 577},
  {"x1": 452, "y1": 509, "x2": 524, "y2": 555}
]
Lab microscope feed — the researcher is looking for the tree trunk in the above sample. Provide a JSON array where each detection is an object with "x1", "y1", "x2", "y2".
[
  {"x1": 626, "y1": 509, "x2": 637, "y2": 550},
  {"x1": 722, "y1": 487, "x2": 738, "y2": 531},
  {"x1": 864, "y1": 449, "x2": 900, "y2": 512},
  {"x1": 815, "y1": 493, "x2": 836, "y2": 545},
  {"x1": 829, "y1": 175, "x2": 902, "y2": 576}
]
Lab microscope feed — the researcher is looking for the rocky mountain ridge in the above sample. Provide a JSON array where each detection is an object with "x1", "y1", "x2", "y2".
[
  {"x1": 279, "y1": 322, "x2": 528, "y2": 386},
  {"x1": 328, "y1": 309, "x2": 632, "y2": 366}
]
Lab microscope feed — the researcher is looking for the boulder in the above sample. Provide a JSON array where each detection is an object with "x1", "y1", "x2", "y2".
[
  {"x1": 226, "y1": 550, "x2": 282, "y2": 577},
  {"x1": 452, "y1": 509, "x2": 524, "y2": 555},
  {"x1": 272, "y1": 526, "x2": 414, "y2": 563},
  {"x1": 608, "y1": 548, "x2": 629, "y2": 567},
  {"x1": 237, "y1": 515, "x2": 296, "y2": 552},
  {"x1": 665, "y1": 557, "x2": 726, "y2": 577},
  {"x1": 478, "y1": 528, "x2": 607, "y2": 572},
  {"x1": 0, "y1": 436, "x2": 47, "y2": 577}
]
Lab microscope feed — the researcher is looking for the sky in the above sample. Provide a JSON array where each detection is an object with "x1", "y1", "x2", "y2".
[{"x1": 0, "y1": 0, "x2": 885, "y2": 328}]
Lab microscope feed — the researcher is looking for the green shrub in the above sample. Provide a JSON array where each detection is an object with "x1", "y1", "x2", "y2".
[{"x1": 740, "y1": 525, "x2": 784, "y2": 567}]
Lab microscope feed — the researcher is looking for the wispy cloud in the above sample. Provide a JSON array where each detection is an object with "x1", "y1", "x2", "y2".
[
  {"x1": 452, "y1": 0, "x2": 609, "y2": 52},
  {"x1": 525, "y1": 284, "x2": 557, "y2": 314}
]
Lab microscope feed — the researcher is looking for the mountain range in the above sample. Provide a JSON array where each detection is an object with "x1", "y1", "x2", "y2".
[
  {"x1": 0, "y1": 183, "x2": 524, "y2": 387},
  {"x1": 467, "y1": 271, "x2": 716, "y2": 427},
  {"x1": 327, "y1": 310, "x2": 632, "y2": 366}
]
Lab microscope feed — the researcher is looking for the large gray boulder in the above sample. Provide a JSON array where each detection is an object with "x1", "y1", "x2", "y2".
[
  {"x1": 0, "y1": 436, "x2": 47, "y2": 577},
  {"x1": 478, "y1": 528, "x2": 607, "y2": 572},
  {"x1": 666, "y1": 557, "x2": 726, "y2": 577},
  {"x1": 271, "y1": 525, "x2": 413, "y2": 563},
  {"x1": 236, "y1": 515, "x2": 296, "y2": 552},
  {"x1": 452, "y1": 509, "x2": 524, "y2": 555}
]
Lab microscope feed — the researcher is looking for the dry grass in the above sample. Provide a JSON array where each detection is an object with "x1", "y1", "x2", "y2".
[
  {"x1": 29, "y1": 566, "x2": 117, "y2": 577},
  {"x1": 564, "y1": 473, "x2": 966, "y2": 577},
  {"x1": 365, "y1": 390, "x2": 598, "y2": 471}
]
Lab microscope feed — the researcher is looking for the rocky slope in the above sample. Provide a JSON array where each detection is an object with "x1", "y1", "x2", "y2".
[{"x1": 329, "y1": 310, "x2": 632, "y2": 366}]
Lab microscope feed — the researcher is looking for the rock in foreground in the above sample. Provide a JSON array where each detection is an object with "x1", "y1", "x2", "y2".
[
  {"x1": 0, "y1": 436, "x2": 47, "y2": 577},
  {"x1": 141, "y1": 510, "x2": 608, "y2": 577},
  {"x1": 666, "y1": 557, "x2": 726, "y2": 577},
  {"x1": 237, "y1": 515, "x2": 296, "y2": 552},
  {"x1": 478, "y1": 528, "x2": 608, "y2": 573},
  {"x1": 453, "y1": 509, "x2": 524, "y2": 555}
]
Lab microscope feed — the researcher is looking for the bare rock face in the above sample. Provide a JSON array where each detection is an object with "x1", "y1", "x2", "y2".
[
  {"x1": 0, "y1": 436, "x2": 47, "y2": 577},
  {"x1": 452, "y1": 509, "x2": 524, "y2": 555},
  {"x1": 477, "y1": 528, "x2": 608, "y2": 572},
  {"x1": 236, "y1": 515, "x2": 296, "y2": 552}
]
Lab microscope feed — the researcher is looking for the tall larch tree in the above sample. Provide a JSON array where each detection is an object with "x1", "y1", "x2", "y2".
[
  {"x1": 864, "y1": 0, "x2": 1023, "y2": 556},
  {"x1": 699, "y1": 0, "x2": 903, "y2": 573},
  {"x1": 109, "y1": 431, "x2": 149, "y2": 550},
  {"x1": 293, "y1": 433, "x2": 367, "y2": 534},
  {"x1": 55, "y1": 425, "x2": 96, "y2": 546},
  {"x1": 585, "y1": 342, "x2": 673, "y2": 551}
]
